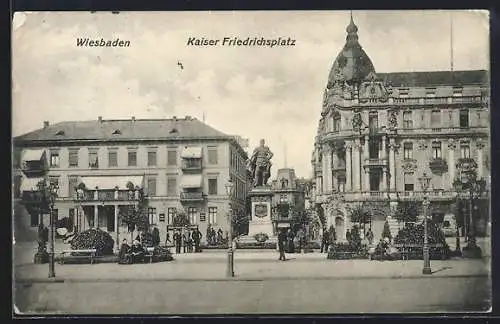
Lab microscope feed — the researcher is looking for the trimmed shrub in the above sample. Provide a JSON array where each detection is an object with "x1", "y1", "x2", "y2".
[{"x1": 70, "y1": 228, "x2": 115, "y2": 256}]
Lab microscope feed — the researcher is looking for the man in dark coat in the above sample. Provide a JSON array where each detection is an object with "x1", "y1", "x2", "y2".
[
  {"x1": 278, "y1": 228, "x2": 287, "y2": 261},
  {"x1": 192, "y1": 228, "x2": 202, "y2": 252},
  {"x1": 173, "y1": 230, "x2": 182, "y2": 254},
  {"x1": 320, "y1": 229, "x2": 329, "y2": 253}
]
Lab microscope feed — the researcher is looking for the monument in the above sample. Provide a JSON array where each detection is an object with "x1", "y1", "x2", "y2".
[{"x1": 237, "y1": 139, "x2": 277, "y2": 247}]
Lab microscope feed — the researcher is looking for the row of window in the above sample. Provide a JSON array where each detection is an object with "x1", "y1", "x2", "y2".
[
  {"x1": 402, "y1": 141, "x2": 471, "y2": 160},
  {"x1": 47, "y1": 147, "x2": 219, "y2": 169},
  {"x1": 66, "y1": 176, "x2": 220, "y2": 197},
  {"x1": 331, "y1": 109, "x2": 474, "y2": 133},
  {"x1": 29, "y1": 207, "x2": 220, "y2": 227},
  {"x1": 399, "y1": 86, "x2": 469, "y2": 98}
]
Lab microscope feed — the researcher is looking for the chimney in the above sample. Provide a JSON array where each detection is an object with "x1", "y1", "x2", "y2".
[
  {"x1": 98, "y1": 116, "x2": 103, "y2": 123},
  {"x1": 43, "y1": 121, "x2": 49, "y2": 129},
  {"x1": 185, "y1": 115, "x2": 190, "y2": 120},
  {"x1": 131, "y1": 116, "x2": 136, "y2": 122},
  {"x1": 173, "y1": 116, "x2": 177, "y2": 121}
]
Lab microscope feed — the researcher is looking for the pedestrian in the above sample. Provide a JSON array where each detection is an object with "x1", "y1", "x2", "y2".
[
  {"x1": 192, "y1": 228, "x2": 202, "y2": 252},
  {"x1": 320, "y1": 228, "x2": 329, "y2": 253},
  {"x1": 173, "y1": 230, "x2": 182, "y2": 254},
  {"x1": 297, "y1": 227, "x2": 304, "y2": 253},
  {"x1": 183, "y1": 230, "x2": 189, "y2": 253},
  {"x1": 211, "y1": 228, "x2": 217, "y2": 245},
  {"x1": 287, "y1": 228, "x2": 295, "y2": 253},
  {"x1": 165, "y1": 232, "x2": 172, "y2": 247},
  {"x1": 329, "y1": 227, "x2": 337, "y2": 245},
  {"x1": 277, "y1": 228, "x2": 287, "y2": 261},
  {"x1": 217, "y1": 228, "x2": 223, "y2": 245},
  {"x1": 346, "y1": 229, "x2": 352, "y2": 244},
  {"x1": 366, "y1": 228, "x2": 374, "y2": 245}
]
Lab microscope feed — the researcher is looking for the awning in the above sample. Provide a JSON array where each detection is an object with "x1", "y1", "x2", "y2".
[
  {"x1": 20, "y1": 177, "x2": 44, "y2": 191},
  {"x1": 22, "y1": 149, "x2": 46, "y2": 162},
  {"x1": 180, "y1": 174, "x2": 203, "y2": 189},
  {"x1": 80, "y1": 176, "x2": 144, "y2": 190},
  {"x1": 181, "y1": 146, "x2": 202, "y2": 159}
]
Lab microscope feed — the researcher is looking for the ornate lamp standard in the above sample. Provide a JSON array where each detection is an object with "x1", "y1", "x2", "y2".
[
  {"x1": 418, "y1": 172, "x2": 432, "y2": 275},
  {"x1": 460, "y1": 170, "x2": 486, "y2": 254},
  {"x1": 452, "y1": 181, "x2": 463, "y2": 255},
  {"x1": 225, "y1": 179, "x2": 234, "y2": 278},
  {"x1": 46, "y1": 180, "x2": 59, "y2": 278}
]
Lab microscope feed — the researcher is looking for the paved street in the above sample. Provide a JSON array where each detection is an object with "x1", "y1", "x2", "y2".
[
  {"x1": 15, "y1": 276, "x2": 490, "y2": 314},
  {"x1": 13, "y1": 238, "x2": 491, "y2": 314}
]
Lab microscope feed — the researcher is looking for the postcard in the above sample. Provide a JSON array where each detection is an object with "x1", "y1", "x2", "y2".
[{"x1": 12, "y1": 10, "x2": 491, "y2": 315}]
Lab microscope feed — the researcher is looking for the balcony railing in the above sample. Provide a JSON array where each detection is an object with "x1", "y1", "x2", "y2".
[
  {"x1": 75, "y1": 189, "x2": 140, "y2": 201},
  {"x1": 364, "y1": 158, "x2": 387, "y2": 167},
  {"x1": 180, "y1": 192, "x2": 206, "y2": 202},
  {"x1": 181, "y1": 160, "x2": 203, "y2": 171}
]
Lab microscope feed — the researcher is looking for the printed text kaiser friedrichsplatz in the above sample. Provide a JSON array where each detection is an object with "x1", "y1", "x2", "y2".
[{"x1": 187, "y1": 37, "x2": 296, "y2": 48}]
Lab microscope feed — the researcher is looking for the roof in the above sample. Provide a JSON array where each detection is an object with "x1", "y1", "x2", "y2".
[
  {"x1": 14, "y1": 117, "x2": 233, "y2": 144},
  {"x1": 378, "y1": 70, "x2": 489, "y2": 87},
  {"x1": 327, "y1": 16, "x2": 375, "y2": 87}
]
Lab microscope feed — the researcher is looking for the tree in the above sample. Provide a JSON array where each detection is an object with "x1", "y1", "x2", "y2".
[
  {"x1": 172, "y1": 211, "x2": 190, "y2": 227},
  {"x1": 348, "y1": 204, "x2": 371, "y2": 237},
  {"x1": 119, "y1": 188, "x2": 149, "y2": 242},
  {"x1": 394, "y1": 200, "x2": 419, "y2": 228}
]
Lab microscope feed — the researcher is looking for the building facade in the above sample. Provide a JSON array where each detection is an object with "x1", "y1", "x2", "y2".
[
  {"x1": 270, "y1": 168, "x2": 307, "y2": 234},
  {"x1": 13, "y1": 116, "x2": 249, "y2": 246},
  {"x1": 311, "y1": 17, "x2": 490, "y2": 241}
]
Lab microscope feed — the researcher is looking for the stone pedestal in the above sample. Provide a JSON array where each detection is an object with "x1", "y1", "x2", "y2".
[{"x1": 237, "y1": 186, "x2": 277, "y2": 247}]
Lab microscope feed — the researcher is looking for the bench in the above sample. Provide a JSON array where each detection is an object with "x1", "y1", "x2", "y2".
[
  {"x1": 59, "y1": 249, "x2": 97, "y2": 265},
  {"x1": 394, "y1": 244, "x2": 444, "y2": 260}
]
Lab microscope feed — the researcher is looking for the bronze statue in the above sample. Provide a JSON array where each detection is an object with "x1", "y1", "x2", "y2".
[{"x1": 247, "y1": 139, "x2": 274, "y2": 187}]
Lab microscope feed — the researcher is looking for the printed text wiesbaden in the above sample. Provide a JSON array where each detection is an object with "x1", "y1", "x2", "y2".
[{"x1": 76, "y1": 38, "x2": 131, "y2": 47}]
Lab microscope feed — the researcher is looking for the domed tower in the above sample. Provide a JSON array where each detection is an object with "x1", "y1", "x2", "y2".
[{"x1": 327, "y1": 13, "x2": 376, "y2": 89}]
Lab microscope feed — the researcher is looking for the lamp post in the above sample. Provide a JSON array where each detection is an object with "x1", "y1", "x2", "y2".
[
  {"x1": 452, "y1": 181, "x2": 462, "y2": 254},
  {"x1": 46, "y1": 180, "x2": 59, "y2": 278},
  {"x1": 225, "y1": 179, "x2": 234, "y2": 278},
  {"x1": 418, "y1": 172, "x2": 432, "y2": 275}
]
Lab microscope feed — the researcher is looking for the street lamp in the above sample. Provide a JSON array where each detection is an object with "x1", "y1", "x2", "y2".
[
  {"x1": 46, "y1": 180, "x2": 59, "y2": 278},
  {"x1": 418, "y1": 172, "x2": 432, "y2": 275},
  {"x1": 225, "y1": 179, "x2": 234, "y2": 278},
  {"x1": 452, "y1": 181, "x2": 463, "y2": 254},
  {"x1": 461, "y1": 172, "x2": 486, "y2": 250}
]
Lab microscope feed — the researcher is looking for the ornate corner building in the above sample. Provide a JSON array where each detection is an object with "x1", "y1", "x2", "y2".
[{"x1": 311, "y1": 16, "x2": 490, "y2": 240}]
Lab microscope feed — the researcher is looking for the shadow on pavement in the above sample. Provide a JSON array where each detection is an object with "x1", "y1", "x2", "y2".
[{"x1": 431, "y1": 266, "x2": 452, "y2": 274}]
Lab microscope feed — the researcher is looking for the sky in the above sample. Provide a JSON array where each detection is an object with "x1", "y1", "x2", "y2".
[{"x1": 12, "y1": 10, "x2": 489, "y2": 178}]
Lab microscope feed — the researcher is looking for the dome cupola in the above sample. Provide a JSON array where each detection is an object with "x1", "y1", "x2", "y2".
[{"x1": 327, "y1": 13, "x2": 376, "y2": 88}]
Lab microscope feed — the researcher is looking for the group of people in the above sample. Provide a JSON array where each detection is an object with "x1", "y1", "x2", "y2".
[
  {"x1": 118, "y1": 238, "x2": 147, "y2": 264},
  {"x1": 166, "y1": 228, "x2": 203, "y2": 254},
  {"x1": 206, "y1": 225, "x2": 226, "y2": 246},
  {"x1": 320, "y1": 226, "x2": 376, "y2": 253},
  {"x1": 277, "y1": 227, "x2": 308, "y2": 261}
]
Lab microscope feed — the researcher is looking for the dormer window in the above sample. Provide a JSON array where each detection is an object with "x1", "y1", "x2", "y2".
[
  {"x1": 55, "y1": 130, "x2": 65, "y2": 136},
  {"x1": 112, "y1": 129, "x2": 121, "y2": 135},
  {"x1": 399, "y1": 88, "x2": 409, "y2": 98},
  {"x1": 453, "y1": 86, "x2": 463, "y2": 97},
  {"x1": 425, "y1": 88, "x2": 436, "y2": 98}
]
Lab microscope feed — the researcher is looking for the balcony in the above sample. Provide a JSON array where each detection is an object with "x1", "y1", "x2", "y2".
[
  {"x1": 180, "y1": 192, "x2": 206, "y2": 202},
  {"x1": 181, "y1": 159, "x2": 203, "y2": 171},
  {"x1": 75, "y1": 189, "x2": 140, "y2": 202},
  {"x1": 363, "y1": 158, "x2": 387, "y2": 168}
]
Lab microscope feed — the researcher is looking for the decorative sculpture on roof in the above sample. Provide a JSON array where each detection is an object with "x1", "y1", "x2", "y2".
[
  {"x1": 247, "y1": 139, "x2": 274, "y2": 187},
  {"x1": 352, "y1": 111, "x2": 362, "y2": 133}
]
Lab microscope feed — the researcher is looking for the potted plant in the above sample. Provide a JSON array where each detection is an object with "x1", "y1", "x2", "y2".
[
  {"x1": 429, "y1": 157, "x2": 448, "y2": 174},
  {"x1": 126, "y1": 181, "x2": 135, "y2": 191},
  {"x1": 456, "y1": 158, "x2": 478, "y2": 172}
]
